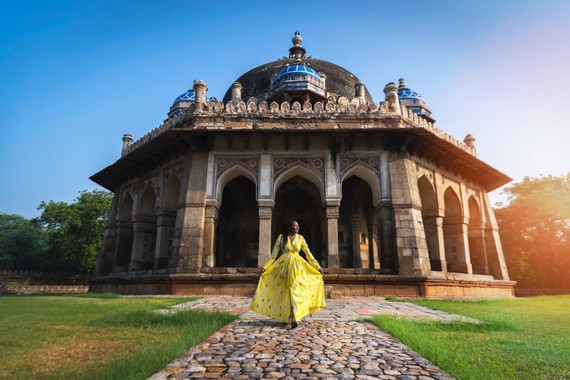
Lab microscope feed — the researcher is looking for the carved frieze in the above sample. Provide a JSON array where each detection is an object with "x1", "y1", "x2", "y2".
[
  {"x1": 215, "y1": 155, "x2": 259, "y2": 183},
  {"x1": 339, "y1": 154, "x2": 380, "y2": 179},
  {"x1": 273, "y1": 155, "x2": 325, "y2": 183}
]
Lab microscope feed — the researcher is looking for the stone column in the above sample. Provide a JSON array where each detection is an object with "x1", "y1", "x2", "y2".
[
  {"x1": 378, "y1": 151, "x2": 397, "y2": 272},
  {"x1": 203, "y1": 199, "x2": 220, "y2": 269},
  {"x1": 468, "y1": 222, "x2": 489, "y2": 274},
  {"x1": 443, "y1": 216, "x2": 472, "y2": 274},
  {"x1": 154, "y1": 212, "x2": 176, "y2": 270},
  {"x1": 371, "y1": 219, "x2": 381, "y2": 269},
  {"x1": 388, "y1": 152, "x2": 431, "y2": 275},
  {"x1": 174, "y1": 151, "x2": 209, "y2": 273},
  {"x1": 95, "y1": 194, "x2": 119, "y2": 275},
  {"x1": 482, "y1": 194, "x2": 510, "y2": 280},
  {"x1": 325, "y1": 200, "x2": 340, "y2": 268},
  {"x1": 131, "y1": 218, "x2": 156, "y2": 272},
  {"x1": 421, "y1": 210, "x2": 447, "y2": 272},
  {"x1": 350, "y1": 214, "x2": 369, "y2": 268},
  {"x1": 257, "y1": 199, "x2": 274, "y2": 266}
]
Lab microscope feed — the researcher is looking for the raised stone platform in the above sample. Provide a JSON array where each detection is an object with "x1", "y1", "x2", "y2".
[{"x1": 90, "y1": 269, "x2": 515, "y2": 298}]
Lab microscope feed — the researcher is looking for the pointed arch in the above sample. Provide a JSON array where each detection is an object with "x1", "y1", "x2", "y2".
[
  {"x1": 443, "y1": 187, "x2": 468, "y2": 273},
  {"x1": 468, "y1": 195, "x2": 488, "y2": 274},
  {"x1": 216, "y1": 165, "x2": 257, "y2": 203},
  {"x1": 418, "y1": 175, "x2": 441, "y2": 270},
  {"x1": 341, "y1": 165, "x2": 381, "y2": 204},
  {"x1": 274, "y1": 165, "x2": 324, "y2": 203},
  {"x1": 216, "y1": 175, "x2": 259, "y2": 267}
]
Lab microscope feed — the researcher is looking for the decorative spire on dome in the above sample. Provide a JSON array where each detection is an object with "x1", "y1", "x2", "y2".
[{"x1": 289, "y1": 31, "x2": 306, "y2": 62}]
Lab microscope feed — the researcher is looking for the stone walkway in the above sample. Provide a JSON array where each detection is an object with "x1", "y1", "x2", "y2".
[{"x1": 150, "y1": 296, "x2": 476, "y2": 379}]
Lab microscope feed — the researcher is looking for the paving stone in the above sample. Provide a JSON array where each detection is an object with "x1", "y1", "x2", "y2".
[{"x1": 149, "y1": 296, "x2": 462, "y2": 379}]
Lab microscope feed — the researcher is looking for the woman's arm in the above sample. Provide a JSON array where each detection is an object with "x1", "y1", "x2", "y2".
[
  {"x1": 261, "y1": 234, "x2": 283, "y2": 272},
  {"x1": 300, "y1": 235, "x2": 323, "y2": 272}
]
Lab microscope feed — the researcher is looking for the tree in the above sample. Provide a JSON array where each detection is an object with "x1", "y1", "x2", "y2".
[
  {"x1": 495, "y1": 173, "x2": 570, "y2": 289},
  {"x1": 37, "y1": 189, "x2": 113, "y2": 273},
  {"x1": 0, "y1": 214, "x2": 45, "y2": 270}
]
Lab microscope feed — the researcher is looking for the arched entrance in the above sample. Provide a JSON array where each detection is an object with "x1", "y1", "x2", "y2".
[
  {"x1": 443, "y1": 187, "x2": 468, "y2": 273},
  {"x1": 339, "y1": 176, "x2": 377, "y2": 268},
  {"x1": 273, "y1": 176, "x2": 323, "y2": 265},
  {"x1": 417, "y1": 176, "x2": 442, "y2": 271},
  {"x1": 216, "y1": 176, "x2": 259, "y2": 267},
  {"x1": 468, "y1": 196, "x2": 488, "y2": 274}
]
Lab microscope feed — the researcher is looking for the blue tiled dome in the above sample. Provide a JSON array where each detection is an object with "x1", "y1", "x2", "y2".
[
  {"x1": 274, "y1": 65, "x2": 321, "y2": 82},
  {"x1": 397, "y1": 79, "x2": 433, "y2": 121},
  {"x1": 398, "y1": 87, "x2": 424, "y2": 101},
  {"x1": 270, "y1": 64, "x2": 325, "y2": 97},
  {"x1": 172, "y1": 90, "x2": 195, "y2": 104}
]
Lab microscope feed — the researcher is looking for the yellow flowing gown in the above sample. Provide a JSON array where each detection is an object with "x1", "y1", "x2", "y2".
[{"x1": 250, "y1": 233, "x2": 326, "y2": 323}]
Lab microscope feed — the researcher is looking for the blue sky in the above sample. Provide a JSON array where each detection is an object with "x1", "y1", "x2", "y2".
[{"x1": 1, "y1": 0, "x2": 569, "y2": 218}]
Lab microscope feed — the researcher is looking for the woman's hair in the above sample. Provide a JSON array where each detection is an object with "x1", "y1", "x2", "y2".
[{"x1": 281, "y1": 220, "x2": 297, "y2": 251}]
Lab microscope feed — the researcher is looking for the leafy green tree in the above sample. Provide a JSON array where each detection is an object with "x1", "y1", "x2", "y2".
[
  {"x1": 495, "y1": 173, "x2": 570, "y2": 289},
  {"x1": 0, "y1": 214, "x2": 45, "y2": 270},
  {"x1": 37, "y1": 190, "x2": 113, "y2": 274}
]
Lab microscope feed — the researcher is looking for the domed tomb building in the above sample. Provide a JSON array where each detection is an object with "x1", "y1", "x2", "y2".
[{"x1": 90, "y1": 33, "x2": 514, "y2": 297}]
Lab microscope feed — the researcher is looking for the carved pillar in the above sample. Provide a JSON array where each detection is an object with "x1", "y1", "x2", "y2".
[
  {"x1": 371, "y1": 218, "x2": 381, "y2": 269},
  {"x1": 154, "y1": 211, "x2": 176, "y2": 270},
  {"x1": 443, "y1": 216, "x2": 472, "y2": 274},
  {"x1": 174, "y1": 151, "x2": 208, "y2": 274},
  {"x1": 422, "y1": 210, "x2": 447, "y2": 272},
  {"x1": 350, "y1": 214, "x2": 369, "y2": 268},
  {"x1": 257, "y1": 199, "x2": 274, "y2": 266},
  {"x1": 95, "y1": 194, "x2": 119, "y2": 275},
  {"x1": 325, "y1": 200, "x2": 340, "y2": 268},
  {"x1": 482, "y1": 194, "x2": 510, "y2": 280},
  {"x1": 131, "y1": 218, "x2": 156, "y2": 272},
  {"x1": 468, "y1": 222, "x2": 489, "y2": 274},
  {"x1": 203, "y1": 200, "x2": 220, "y2": 269},
  {"x1": 388, "y1": 152, "x2": 431, "y2": 275}
]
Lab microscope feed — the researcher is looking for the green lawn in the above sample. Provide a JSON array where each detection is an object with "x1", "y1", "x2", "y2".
[
  {"x1": 371, "y1": 295, "x2": 570, "y2": 380},
  {"x1": 0, "y1": 294, "x2": 237, "y2": 379}
]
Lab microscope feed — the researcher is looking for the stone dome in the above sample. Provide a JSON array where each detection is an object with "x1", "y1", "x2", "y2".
[{"x1": 223, "y1": 33, "x2": 373, "y2": 103}]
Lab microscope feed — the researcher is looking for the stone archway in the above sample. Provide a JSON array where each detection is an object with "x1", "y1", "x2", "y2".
[
  {"x1": 273, "y1": 176, "x2": 323, "y2": 265},
  {"x1": 339, "y1": 176, "x2": 377, "y2": 268},
  {"x1": 216, "y1": 176, "x2": 259, "y2": 267},
  {"x1": 157, "y1": 177, "x2": 180, "y2": 270},
  {"x1": 443, "y1": 187, "x2": 469, "y2": 273},
  {"x1": 417, "y1": 176, "x2": 444, "y2": 271},
  {"x1": 133, "y1": 186, "x2": 158, "y2": 271},
  {"x1": 468, "y1": 196, "x2": 488, "y2": 275}
]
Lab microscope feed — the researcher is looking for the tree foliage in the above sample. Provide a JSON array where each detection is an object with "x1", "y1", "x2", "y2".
[
  {"x1": 36, "y1": 190, "x2": 113, "y2": 273},
  {"x1": 0, "y1": 214, "x2": 45, "y2": 270},
  {"x1": 495, "y1": 173, "x2": 570, "y2": 289}
]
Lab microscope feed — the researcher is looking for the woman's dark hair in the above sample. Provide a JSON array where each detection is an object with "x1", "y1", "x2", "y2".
[{"x1": 281, "y1": 220, "x2": 297, "y2": 251}]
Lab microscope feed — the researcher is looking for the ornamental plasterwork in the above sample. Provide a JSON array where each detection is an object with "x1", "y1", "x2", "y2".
[
  {"x1": 339, "y1": 154, "x2": 380, "y2": 179},
  {"x1": 273, "y1": 155, "x2": 325, "y2": 183},
  {"x1": 215, "y1": 155, "x2": 259, "y2": 183},
  {"x1": 415, "y1": 163, "x2": 435, "y2": 187},
  {"x1": 164, "y1": 163, "x2": 183, "y2": 184}
]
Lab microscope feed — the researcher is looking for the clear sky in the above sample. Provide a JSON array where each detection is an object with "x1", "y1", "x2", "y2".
[{"x1": 1, "y1": 0, "x2": 569, "y2": 218}]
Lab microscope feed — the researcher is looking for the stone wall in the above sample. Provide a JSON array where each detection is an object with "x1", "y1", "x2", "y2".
[
  {"x1": 0, "y1": 284, "x2": 89, "y2": 295},
  {"x1": 515, "y1": 288, "x2": 570, "y2": 297}
]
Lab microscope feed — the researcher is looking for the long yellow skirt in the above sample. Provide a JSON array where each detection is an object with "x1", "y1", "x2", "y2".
[{"x1": 250, "y1": 251, "x2": 325, "y2": 323}]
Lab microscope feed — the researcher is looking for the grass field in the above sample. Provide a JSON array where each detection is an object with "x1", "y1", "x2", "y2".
[
  {"x1": 371, "y1": 295, "x2": 570, "y2": 380},
  {"x1": 0, "y1": 293, "x2": 237, "y2": 379}
]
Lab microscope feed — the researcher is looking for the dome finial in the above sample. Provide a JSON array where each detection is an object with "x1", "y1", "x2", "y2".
[
  {"x1": 289, "y1": 31, "x2": 306, "y2": 60},
  {"x1": 398, "y1": 78, "x2": 406, "y2": 89}
]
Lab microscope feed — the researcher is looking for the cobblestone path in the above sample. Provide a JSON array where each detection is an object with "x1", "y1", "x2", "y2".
[{"x1": 150, "y1": 296, "x2": 473, "y2": 379}]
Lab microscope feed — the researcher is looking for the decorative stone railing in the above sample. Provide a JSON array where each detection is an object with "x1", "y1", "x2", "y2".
[{"x1": 122, "y1": 95, "x2": 476, "y2": 157}]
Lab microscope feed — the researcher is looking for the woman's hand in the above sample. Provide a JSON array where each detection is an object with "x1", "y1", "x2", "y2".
[
  {"x1": 260, "y1": 268, "x2": 265, "y2": 274},
  {"x1": 318, "y1": 268, "x2": 323, "y2": 274}
]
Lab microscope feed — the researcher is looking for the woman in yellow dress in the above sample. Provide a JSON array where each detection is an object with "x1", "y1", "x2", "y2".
[{"x1": 250, "y1": 220, "x2": 325, "y2": 328}]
